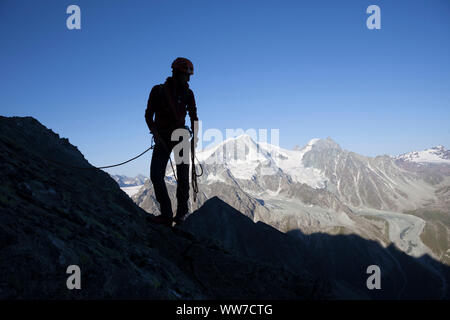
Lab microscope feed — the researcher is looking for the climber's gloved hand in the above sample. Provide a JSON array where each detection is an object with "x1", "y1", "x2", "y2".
[{"x1": 149, "y1": 126, "x2": 163, "y2": 145}]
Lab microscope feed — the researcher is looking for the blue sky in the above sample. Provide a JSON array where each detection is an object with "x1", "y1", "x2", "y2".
[{"x1": 1, "y1": 0, "x2": 449, "y2": 177}]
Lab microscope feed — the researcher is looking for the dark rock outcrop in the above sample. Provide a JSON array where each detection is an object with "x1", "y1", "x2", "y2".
[{"x1": 0, "y1": 116, "x2": 329, "y2": 299}]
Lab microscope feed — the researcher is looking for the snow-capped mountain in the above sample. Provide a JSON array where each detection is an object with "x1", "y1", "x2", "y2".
[
  {"x1": 195, "y1": 134, "x2": 326, "y2": 189},
  {"x1": 189, "y1": 135, "x2": 444, "y2": 213},
  {"x1": 301, "y1": 138, "x2": 442, "y2": 212},
  {"x1": 394, "y1": 145, "x2": 450, "y2": 164}
]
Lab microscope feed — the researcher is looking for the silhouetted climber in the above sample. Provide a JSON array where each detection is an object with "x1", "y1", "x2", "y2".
[{"x1": 145, "y1": 57, "x2": 199, "y2": 227}]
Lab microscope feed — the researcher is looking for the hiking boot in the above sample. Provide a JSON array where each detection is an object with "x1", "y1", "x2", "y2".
[
  {"x1": 149, "y1": 215, "x2": 173, "y2": 227},
  {"x1": 173, "y1": 214, "x2": 186, "y2": 226}
]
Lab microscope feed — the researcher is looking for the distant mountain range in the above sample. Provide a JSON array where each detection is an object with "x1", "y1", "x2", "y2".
[
  {"x1": 111, "y1": 174, "x2": 147, "y2": 187},
  {"x1": 110, "y1": 174, "x2": 147, "y2": 197},
  {"x1": 394, "y1": 145, "x2": 450, "y2": 164}
]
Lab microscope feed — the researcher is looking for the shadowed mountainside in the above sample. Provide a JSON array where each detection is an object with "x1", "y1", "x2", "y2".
[{"x1": 183, "y1": 197, "x2": 450, "y2": 299}]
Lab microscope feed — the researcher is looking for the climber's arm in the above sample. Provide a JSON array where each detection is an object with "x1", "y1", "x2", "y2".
[
  {"x1": 187, "y1": 89, "x2": 199, "y2": 145},
  {"x1": 187, "y1": 89, "x2": 198, "y2": 125},
  {"x1": 145, "y1": 85, "x2": 159, "y2": 133}
]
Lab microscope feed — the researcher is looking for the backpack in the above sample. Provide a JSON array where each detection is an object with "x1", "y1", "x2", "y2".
[{"x1": 158, "y1": 83, "x2": 189, "y2": 124}]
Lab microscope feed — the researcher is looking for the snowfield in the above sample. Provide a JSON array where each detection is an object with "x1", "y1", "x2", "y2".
[
  {"x1": 196, "y1": 135, "x2": 327, "y2": 188},
  {"x1": 351, "y1": 207, "x2": 431, "y2": 257},
  {"x1": 252, "y1": 193, "x2": 356, "y2": 233}
]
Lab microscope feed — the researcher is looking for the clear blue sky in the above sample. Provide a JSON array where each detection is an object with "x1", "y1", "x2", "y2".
[{"x1": 1, "y1": 0, "x2": 449, "y2": 177}]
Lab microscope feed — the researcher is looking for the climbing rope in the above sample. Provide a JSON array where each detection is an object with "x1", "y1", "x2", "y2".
[
  {"x1": 43, "y1": 129, "x2": 202, "y2": 202},
  {"x1": 154, "y1": 126, "x2": 203, "y2": 202},
  {"x1": 43, "y1": 143, "x2": 154, "y2": 170},
  {"x1": 191, "y1": 136, "x2": 202, "y2": 202},
  {"x1": 152, "y1": 133, "x2": 178, "y2": 183}
]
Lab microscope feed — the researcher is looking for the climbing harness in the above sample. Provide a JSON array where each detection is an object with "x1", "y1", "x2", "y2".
[
  {"x1": 156, "y1": 126, "x2": 203, "y2": 203},
  {"x1": 188, "y1": 126, "x2": 203, "y2": 202}
]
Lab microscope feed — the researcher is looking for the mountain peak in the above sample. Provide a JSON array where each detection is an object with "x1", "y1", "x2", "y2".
[
  {"x1": 293, "y1": 138, "x2": 337, "y2": 151},
  {"x1": 306, "y1": 137, "x2": 341, "y2": 151},
  {"x1": 231, "y1": 133, "x2": 257, "y2": 144},
  {"x1": 0, "y1": 116, "x2": 89, "y2": 168},
  {"x1": 307, "y1": 138, "x2": 320, "y2": 146}
]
